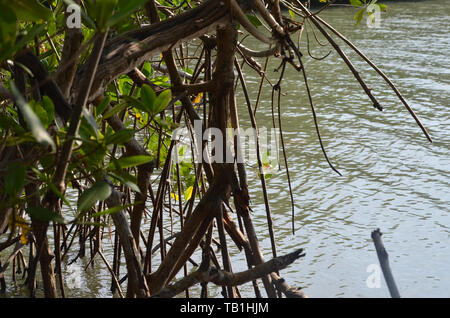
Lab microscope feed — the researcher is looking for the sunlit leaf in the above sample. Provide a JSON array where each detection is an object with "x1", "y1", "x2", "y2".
[
  {"x1": 193, "y1": 92, "x2": 203, "y2": 104},
  {"x1": 354, "y1": 8, "x2": 365, "y2": 25},
  {"x1": 350, "y1": 0, "x2": 363, "y2": 6},
  {"x1": 171, "y1": 192, "x2": 179, "y2": 201},
  {"x1": 140, "y1": 84, "x2": 156, "y2": 113},
  {"x1": 184, "y1": 186, "x2": 193, "y2": 201},
  {"x1": 110, "y1": 155, "x2": 154, "y2": 169},
  {"x1": 152, "y1": 89, "x2": 172, "y2": 114}
]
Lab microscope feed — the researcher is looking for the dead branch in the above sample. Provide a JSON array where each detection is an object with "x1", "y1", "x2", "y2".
[
  {"x1": 152, "y1": 248, "x2": 305, "y2": 298},
  {"x1": 371, "y1": 229, "x2": 401, "y2": 298}
]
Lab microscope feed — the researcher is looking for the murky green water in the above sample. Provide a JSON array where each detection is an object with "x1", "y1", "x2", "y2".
[{"x1": 1, "y1": 0, "x2": 449, "y2": 298}]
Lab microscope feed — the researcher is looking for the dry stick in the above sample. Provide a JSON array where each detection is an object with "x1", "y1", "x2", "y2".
[
  {"x1": 60, "y1": 223, "x2": 78, "y2": 262},
  {"x1": 144, "y1": 142, "x2": 175, "y2": 275},
  {"x1": 106, "y1": 189, "x2": 149, "y2": 298},
  {"x1": 111, "y1": 230, "x2": 121, "y2": 294},
  {"x1": 272, "y1": 60, "x2": 296, "y2": 234},
  {"x1": 253, "y1": 50, "x2": 271, "y2": 116},
  {"x1": 153, "y1": 248, "x2": 305, "y2": 298},
  {"x1": 0, "y1": 241, "x2": 24, "y2": 277},
  {"x1": 313, "y1": 15, "x2": 432, "y2": 143},
  {"x1": 97, "y1": 249, "x2": 125, "y2": 298},
  {"x1": 216, "y1": 205, "x2": 235, "y2": 298},
  {"x1": 53, "y1": 221, "x2": 65, "y2": 298},
  {"x1": 371, "y1": 229, "x2": 400, "y2": 298},
  {"x1": 200, "y1": 225, "x2": 214, "y2": 297},
  {"x1": 251, "y1": 0, "x2": 285, "y2": 37},
  {"x1": 270, "y1": 272, "x2": 307, "y2": 298},
  {"x1": 18, "y1": 250, "x2": 28, "y2": 280},
  {"x1": 226, "y1": 204, "x2": 263, "y2": 298},
  {"x1": 174, "y1": 158, "x2": 190, "y2": 297},
  {"x1": 228, "y1": 0, "x2": 275, "y2": 45}
]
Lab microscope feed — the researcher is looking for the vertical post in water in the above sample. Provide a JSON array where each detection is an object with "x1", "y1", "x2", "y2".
[{"x1": 371, "y1": 229, "x2": 401, "y2": 298}]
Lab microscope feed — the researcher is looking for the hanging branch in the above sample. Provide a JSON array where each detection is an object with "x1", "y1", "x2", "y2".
[
  {"x1": 285, "y1": 37, "x2": 343, "y2": 177},
  {"x1": 312, "y1": 14, "x2": 432, "y2": 143},
  {"x1": 272, "y1": 59, "x2": 297, "y2": 233}
]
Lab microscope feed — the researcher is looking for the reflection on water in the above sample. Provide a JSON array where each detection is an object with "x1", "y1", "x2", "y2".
[
  {"x1": 1, "y1": 0, "x2": 449, "y2": 298},
  {"x1": 233, "y1": 0, "x2": 450, "y2": 297}
]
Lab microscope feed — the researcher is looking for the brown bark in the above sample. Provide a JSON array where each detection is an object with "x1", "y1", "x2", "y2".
[
  {"x1": 105, "y1": 189, "x2": 149, "y2": 298},
  {"x1": 153, "y1": 248, "x2": 305, "y2": 298},
  {"x1": 76, "y1": 0, "x2": 253, "y2": 102}
]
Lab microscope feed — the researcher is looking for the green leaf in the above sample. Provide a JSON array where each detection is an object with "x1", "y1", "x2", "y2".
[
  {"x1": 4, "y1": 162, "x2": 26, "y2": 195},
  {"x1": 105, "y1": 129, "x2": 135, "y2": 145},
  {"x1": 85, "y1": 0, "x2": 118, "y2": 30},
  {"x1": 152, "y1": 89, "x2": 172, "y2": 114},
  {"x1": 141, "y1": 61, "x2": 153, "y2": 78},
  {"x1": 151, "y1": 76, "x2": 170, "y2": 87},
  {"x1": 26, "y1": 207, "x2": 66, "y2": 224},
  {"x1": 11, "y1": 0, "x2": 53, "y2": 22},
  {"x1": 82, "y1": 107, "x2": 99, "y2": 138},
  {"x1": 184, "y1": 186, "x2": 193, "y2": 201},
  {"x1": 246, "y1": 14, "x2": 262, "y2": 28},
  {"x1": 350, "y1": 0, "x2": 363, "y2": 6},
  {"x1": 0, "y1": 4, "x2": 17, "y2": 49},
  {"x1": 288, "y1": 9, "x2": 295, "y2": 19},
  {"x1": 108, "y1": 171, "x2": 140, "y2": 193},
  {"x1": 140, "y1": 84, "x2": 156, "y2": 113},
  {"x1": 10, "y1": 82, "x2": 56, "y2": 152},
  {"x1": 377, "y1": 3, "x2": 387, "y2": 11},
  {"x1": 96, "y1": 95, "x2": 111, "y2": 116},
  {"x1": 41, "y1": 96, "x2": 55, "y2": 126},
  {"x1": 29, "y1": 99, "x2": 49, "y2": 128},
  {"x1": 90, "y1": 205, "x2": 124, "y2": 218},
  {"x1": 110, "y1": 155, "x2": 154, "y2": 169},
  {"x1": 77, "y1": 181, "x2": 112, "y2": 213},
  {"x1": 102, "y1": 101, "x2": 128, "y2": 119},
  {"x1": 1, "y1": 23, "x2": 46, "y2": 63},
  {"x1": 354, "y1": 8, "x2": 365, "y2": 25},
  {"x1": 106, "y1": 0, "x2": 148, "y2": 27}
]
